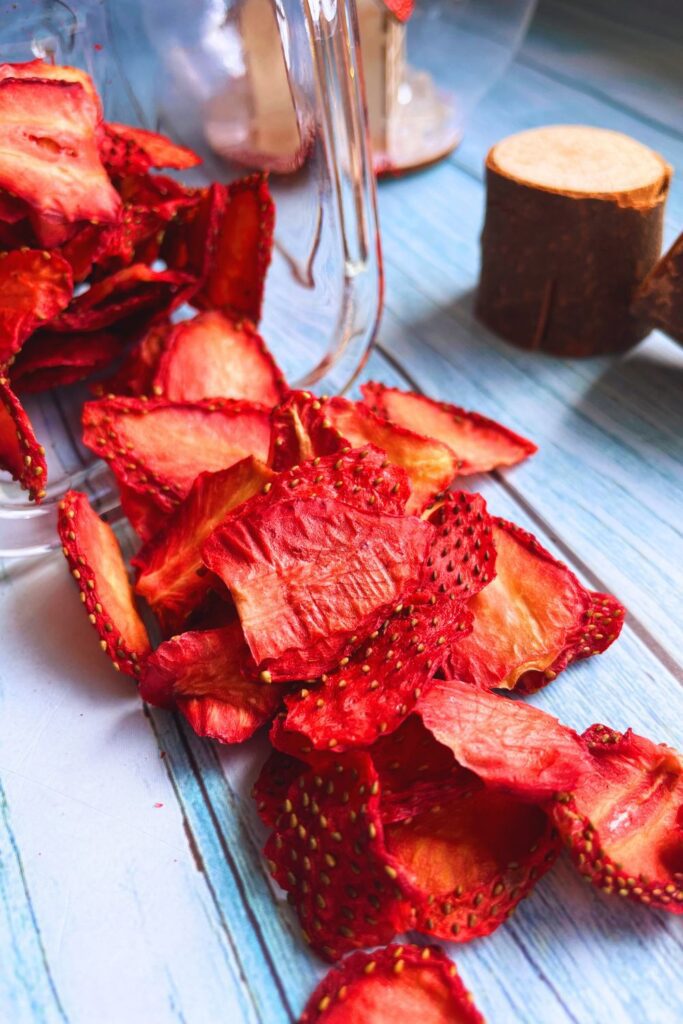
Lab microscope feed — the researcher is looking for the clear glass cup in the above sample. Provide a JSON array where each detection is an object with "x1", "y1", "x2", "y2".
[{"x1": 0, "y1": 0, "x2": 382, "y2": 556}]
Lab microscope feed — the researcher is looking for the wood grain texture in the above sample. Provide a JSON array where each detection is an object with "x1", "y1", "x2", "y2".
[{"x1": 1, "y1": 2, "x2": 682, "y2": 1022}]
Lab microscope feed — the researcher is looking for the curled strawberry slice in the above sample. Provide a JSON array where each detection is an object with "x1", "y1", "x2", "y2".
[
  {"x1": 134, "y1": 457, "x2": 274, "y2": 634},
  {"x1": 102, "y1": 123, "x2": 201, "y2": 174},
  {"x1": 299, "y1": 944, "x2": 484, "y2": 1024},
  {"x1": 0, "y1": 376, "x2": 47, "y2": 500},
  {"x1": 362, "y1": 381, "x2": 537, "y2": 476},
  {"x1": 553, "y1": 724, "x2": 683, "y2": 914},
  {"x1": 0, "y1": 249, "x2": 73, "y2": 363},
  {"x1": 58, "y1": 490, "x2": 150, "y2": 675},
  {"x1": 11, "y1": 330, "x2": 120, "y2": 394},
  {"x1": 140, "y1": 622, "x2": 282, "y2": 744}
]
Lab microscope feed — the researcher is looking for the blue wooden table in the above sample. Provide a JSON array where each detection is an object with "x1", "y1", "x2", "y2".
[{"x1": 1, "y1": 1, "x2": 682, "y2": 1021}]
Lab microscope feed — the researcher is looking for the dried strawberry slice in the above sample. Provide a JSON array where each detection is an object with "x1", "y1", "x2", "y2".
[
  {"x1": 362, "y1": 382, "x2": 537, "y2": 475},
  {"x1": 203, "y1": 495, "x2": 432, "y2": 682},
  {"x1": 553, "y1": 724, "x2": 683, "y2": 914},
  {"x1": 93, "y1": 320, "x2": 171, "y2": 398},
  {"x1": 0, "y1": 188, "x2": 28, "y2": 223},
  {"x1": 164, "y1": 175, "x2": 274, "y2": 324},
  {"x1": 134, "y1": 457, "x2": 274, "y2": 634},
  {"x1": 117, "y1": 481, "x2": 170, "y2": 543},
  {"x1": 268, "y1": 391, "x2": 348, "y2": 471},
  {"x1": 82, "y1": 396, "x2": 271, "y2": 504},
  {"x1": 253, "y1": 749, "x2": 307, "y2": 829},
  {"x1": 139, "y1": 622, "x2": 282, "y2": 743},
  {"x1": 0, "y1": 250, "x2": 73, "y2": 363},
  {"x1": 447, "y1": 519, "x2": 596, "y2": 691},
  {"x1": 282, "y1": 491, "x2": 495, "y2": 751},
  {"x1": 0, "y1": 376, "x2": 47, "y2": 500},
  {"x1": 58, "y1": 490, "x2": 150, "y2": 675},
  {"x1": 418, "y1": 680, "x2": 590, "y2": 802},
  {"x1": 298, "y1": 944, "x2": 484, "y2": 1024},
  {"x1": 0, "y1": 78, "x2": 120, "y2": 246},
  {"x1": 517, "y1": 590, "x2": 625, "y2": 695},
  {"x1": 320, "y1": 397, "x2": 459, "y2": 514},
  {"x1": 152, "y1": 311, "x2": 287, "y2": 404},
  {"x1": 102, "y1": 122, "x2": 201, "y2": 173},
  {"x1": 11, "y1": 330, "x2": 120, "y2": 394},
  {"x1": 52, "y1": 264, "x2": 196, "y2": 333},
  {"x1": 264, "y1": 751, "x2": 419, "y2": 960},
  {"x1": 0, "y1": 60, "x2": 102, "y2": 116},
  {"x1": 384, "y1": 788, "x2": 560, "y2": 943}
]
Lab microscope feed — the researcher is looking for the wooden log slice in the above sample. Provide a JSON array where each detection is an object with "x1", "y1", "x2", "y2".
[
  {"x1": 631, "y1": 230, "x2": 683, "y2": 345},
  {"x1": 476, "y1": 125, "x2": 671, "y2": 357}
]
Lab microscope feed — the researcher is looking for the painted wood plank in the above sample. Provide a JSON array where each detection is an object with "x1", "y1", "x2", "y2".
[{"x1": 523, "y1": 0, "x2": 683, "y2": 136}]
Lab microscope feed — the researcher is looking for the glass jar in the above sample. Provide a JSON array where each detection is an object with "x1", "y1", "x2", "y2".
[{"x1": 0, "y1": 0, "x2": 382, "y2": 556}]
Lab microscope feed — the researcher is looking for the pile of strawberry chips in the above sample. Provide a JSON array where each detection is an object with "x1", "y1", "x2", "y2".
[{"x1": 9, "y1": 61, "x2": 677, "y2": 1022}]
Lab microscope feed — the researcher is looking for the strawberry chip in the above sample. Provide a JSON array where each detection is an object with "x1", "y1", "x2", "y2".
[
  {"x1": 152, "y1": 311, "x2": 287, "y2": 405},
  {"x1": 82, "y1": 396, "x2": 271, "y2": 504},
  {"x1": 139, "y1": 622, "x2": 282, "y2": 744},
  {"x1": 298, "y1": 944, "x2": 484, "y2": 1024},
  {"x1": 0, "y1": 250, "x2": 73, "y2": 363},
  {"x1": 117, "y1": 481, "x2": 170, "y2": 544},
  {"x1": 164, "y1": 175, "x2": 274, "y2": 324},
  {"x1": 0, "y1": 77, "x2": 120, "y2": 246},
  {"x1": 102, "y1": 123, "x2": 201, "y2": 173},
  {"x1": 0, "y1": 60, "x2": 102, "y2": 116},
  {"x1": 52, "y1": 264, "x2": 196, "y2": 333},
  {"x1": 553, "y1": 724, "x2": 683, "y2": 914},
  {"x1": 319, "y1": 397, "x2": 459, "y2": 513},
  {"x1": 282, "y1": 491, "x2": 495, "y2": 751},
  {"x1": 264, "y1": 751, "x2": 418, "y2": 960},
  {"x1": 93, "y1": 320, "x2": 171, "y2": 397},
  {"x1": 384, "y1": 786, "x2": 560, "y2": 943},
  {"x1": 253, "y1": 749, "x2": 306, "y2": 829},
  {"x1": 203, "y1": 495, "x2": 432, "y2": 682},
  {"x1": 362, "y1": 382, "x2": 537, "y2": 475},
  {"x1": 268, "y1": 391, "x2": 348, "y2": 471},
  {"x1": 418, "y1": 680, "x2": 590, "y2": 802},
  {"x1": 11, "y1": 330, "x2": 120, "y2": 394},
  {"x1": 0, "y1": 376, "x2": 47, "y2": 500},
  {"x1": 446, "y1": 519, "x2": 622, "y2": 692},
  {"x1": 58, "y1": 490, "x2": 150, "y2": 675},
  {"x1": 134, "y1": 457, "x2": 274, "y2": 634}
]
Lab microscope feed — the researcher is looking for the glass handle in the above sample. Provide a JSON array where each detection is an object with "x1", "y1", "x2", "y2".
[{"x1": 295, "y1": 0, "x2": 384, "y2": 392}]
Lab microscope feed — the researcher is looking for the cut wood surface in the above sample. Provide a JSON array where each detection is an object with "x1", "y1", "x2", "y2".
[
  {"x1": 1, "y1": 3, "x2": 682, "y2": 1023},
  {"x1": 477, "y1": 125, "x2": 670, "y2": 356}
]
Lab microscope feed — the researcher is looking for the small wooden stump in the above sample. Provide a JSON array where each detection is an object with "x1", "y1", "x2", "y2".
[
  {"x1": 476, "y1": 125, "x2": 671, "y2": 357},
  {"x1": 631, "y1": 231, "x2": 683, "y2": 345}
]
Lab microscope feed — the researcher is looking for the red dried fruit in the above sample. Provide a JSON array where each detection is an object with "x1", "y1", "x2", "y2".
[
  {"x1": 102, "y1": 123, "x2": 201, "y2": 173},
  {"x1": 264, "y1": 751, "x2": 418, "y2": 960},
  {"x1": 268, "y1": 391, "x2": 348, "y2": 472},
  {"x1": 321, "y1": 397, "x2": 459, "y2": 513},
  {"x1": 0, "y1": 250, "x2": 73, "y2": 363},
  {"x1": 58, "y1": 490, "x2": 150, "y2": 675},
  {"x1": 117, "y1": 481, "x2": 170, "y2": 543},
  {"x1": 139, "y1": 622, "x2": 282, "y2": 744},
  {"x1": 253, "y1": 749, "x2": 307, "y2": 829},
  {"x1": 152, "y1": 311, "x2": 287, "y2": 405},
  {"x1": 447, "y1": 519, "x2": 596, "y2": 692},
  {"x1": 11, "y1": 330, "x2": 120, "y2": 394},
  {"x1": 134, "y1": 457, "x2": 274, "y2": 634},
  {"x1": 0, "y1": 60, "x2": 102, "y2": 116},
  {"x1": 418, "y1": 680, "x2": 590, "y2": 802},
  {"x1": 553, "y1": 724, "x2": 683, "y2": 914},
  {"x1": 0, "y1": 376, "x2": 47, "y2": 500},
  {"x1": 203, "y1": 495, "x2": 432, "y2": 681},
  {"x1": 82, "y1": 395, "x2": 271, "y2": 503},
  {"x1": 384, "y1": 787, "x2": 560, "y2": 943},
  {"x1": 517, "y1": 590, "x2": 626, "y2": 695},
  {"x1": 381, "y1": 0, "x2": 414, "y2": 23},
  {"x1": 52, "y1": 264, "x2": 196, "y2": 333},
  {"x1": 164, "y1": 175, "x2": 274, "y2": 323},
  {"x1": 361, "y1": 382, "x2": 537, "y2": 475},
  {"x1": 0, "y1": 188, "x2": 27, "y2": 223},
  {"x1": 299, "y1": 944, "x2": 484, "y2": 1024},
  {"x1": 93, "y1": 319, "x2": 171, "y2": 397},
  {"x1": 282, "y1": 491, "x2": 495, "y2": 751},
  {"x1": 0, "y1": 77, "x2": 120, "y2": 246}
]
